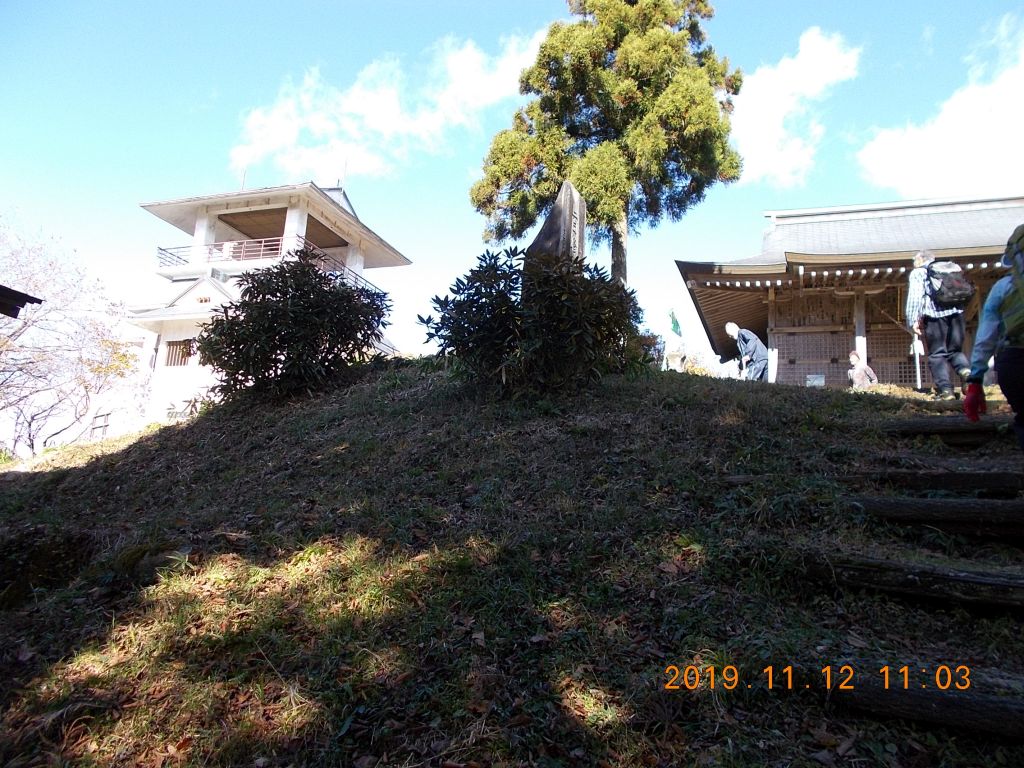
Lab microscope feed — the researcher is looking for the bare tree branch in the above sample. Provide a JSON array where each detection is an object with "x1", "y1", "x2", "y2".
[{"x1": 1, "y1": 219, "x2": 136, "y2": 454}]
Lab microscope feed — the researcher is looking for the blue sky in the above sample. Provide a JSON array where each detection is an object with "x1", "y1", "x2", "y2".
[{"x1": 2, "y1": 1, "x2": 1023, "y2": 358}]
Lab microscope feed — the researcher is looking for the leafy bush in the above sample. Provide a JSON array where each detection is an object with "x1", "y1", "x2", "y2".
[
  {"x1": 196, "y1": 250, "x2": 391, "y2": 400},
  {"x1": 422, "y1": 249, "x2": 522, "y2": 386},
  {"x1": 420, "y1": 247, "x2": 645, "y2": 394},
  {"x1": 637, "y1": 331, "x2": 665, "y2": 370}
]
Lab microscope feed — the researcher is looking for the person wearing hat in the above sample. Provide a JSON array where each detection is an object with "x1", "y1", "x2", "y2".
[
  {"x1": 905, "y1": 249, "x2": 972, "y2": 399},
  {"x1": 962, "y1": 223, "x2": 1024, "y2": 451}
]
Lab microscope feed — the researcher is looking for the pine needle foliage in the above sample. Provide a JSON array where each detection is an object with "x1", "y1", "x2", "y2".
[
  {"x1": 471, "y1": 0, "x2": 742, "y2": 283},
  {"x1": 196, "y1": 250, "x2": 390, "y2": 400}
]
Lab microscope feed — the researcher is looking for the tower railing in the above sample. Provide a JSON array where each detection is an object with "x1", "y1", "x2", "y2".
[{"x1": 155, "y1": 236, "x2": 385, "y2": 295}]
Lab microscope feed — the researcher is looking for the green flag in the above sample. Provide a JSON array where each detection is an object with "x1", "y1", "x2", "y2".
[{"x1": 669, "y1": 310, "x2": 681, "y2": 337}]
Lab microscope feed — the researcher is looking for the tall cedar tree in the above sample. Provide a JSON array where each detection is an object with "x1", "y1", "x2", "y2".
[{"x1": 470, "y1": 0, "x2": 742, "y2": 284}]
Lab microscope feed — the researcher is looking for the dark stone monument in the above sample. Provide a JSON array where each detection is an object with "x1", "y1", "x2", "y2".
[{"x1": 525, "y1": 180, "x2": 587, "y2": 264}]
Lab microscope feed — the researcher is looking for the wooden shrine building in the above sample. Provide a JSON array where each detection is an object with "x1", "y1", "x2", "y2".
[{"x1": 677, "y1": 195, "x2": 1024, "y2": 388}]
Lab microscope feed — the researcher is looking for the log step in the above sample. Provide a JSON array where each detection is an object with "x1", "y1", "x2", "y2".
[
  {"x1": 846, "y1": 470, "x2": 1024, "y2": 494},
  {"x1": 882, "y1": 416, "x2": 1015, "y2": 447},
  {"x1": 828, "y1": 666, "x2": 1024, "y2": 740},
  {"x1": 850, "y1": 495, "x2": 1024, "y2": 537},
  {"x1": 725, "y1": 471, "x2": 1024, "y2": 495},
  {"x1": 803, "y1": 553, "x2": 1024, "y2": 609}
]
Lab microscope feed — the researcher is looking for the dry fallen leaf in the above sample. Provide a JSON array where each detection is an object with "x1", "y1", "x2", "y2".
[
  {"x1": 812, "y1": 728, "x2": 840, "y2": 748},
  {"x1": 836, "y1": 736, "x2": 856, "y2": 757},
  {"x1": 846, "y1": 631, "x2": 869, "y2": 649}
]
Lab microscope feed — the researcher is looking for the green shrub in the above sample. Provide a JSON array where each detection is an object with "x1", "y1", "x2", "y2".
[
  {"x1": 196, "y1": 250, "x2": 391, "y2": 400},
  {"x1": 420, "y1": 247, "x2": 645, "y2": 394},
  {"x1": 637, "y1": 331, "x2": 665, "y2": 370},
  {"x1": 421, "y1": 248, "x2": 521, "y2": 386}
]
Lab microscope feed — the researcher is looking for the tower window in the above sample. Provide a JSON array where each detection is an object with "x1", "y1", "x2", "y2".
[
  {"x1": 90, "y1": 413, "x2": 110, "y2": 439},
  {"x1": 166, "y1": 340, "x2": 194, "y2": 366}
]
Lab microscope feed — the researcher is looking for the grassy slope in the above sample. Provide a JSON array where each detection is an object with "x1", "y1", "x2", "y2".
[{"x1": 1, "y1": 364, "x2": 1022, "y2": 767}]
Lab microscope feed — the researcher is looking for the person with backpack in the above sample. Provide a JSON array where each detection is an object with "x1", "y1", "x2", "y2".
[
  {"x1": 962, "y1": 223, "x2": 1024, "y2": 452},
  {"x1": 905, "y1": 249, "x2": 973, "y2": 400}
]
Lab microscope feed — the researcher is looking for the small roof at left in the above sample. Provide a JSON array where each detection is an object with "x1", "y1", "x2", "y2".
[{"x1": 0, "y1": 284, "x2": 43, "y2": 319}]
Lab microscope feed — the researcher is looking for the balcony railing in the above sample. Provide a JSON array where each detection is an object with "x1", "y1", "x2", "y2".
[
  {"x1": 155, "y1": 236, "x2": 385, "y2": 295},
  {"x1": 157, "y1": 236, "x2": 289, "y2": 267}
]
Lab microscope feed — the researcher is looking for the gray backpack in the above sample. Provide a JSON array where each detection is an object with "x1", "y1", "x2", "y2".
[{"x1": 926, "y1": 261, "x2": 975, "y2": 308}]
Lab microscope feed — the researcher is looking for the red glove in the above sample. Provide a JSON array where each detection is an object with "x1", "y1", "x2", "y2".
[{"x1": 963, "y1": 382, "x2": 986, "y2": 422}]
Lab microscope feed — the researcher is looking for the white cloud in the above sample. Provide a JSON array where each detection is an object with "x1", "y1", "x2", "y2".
[
  {"x1": 858, "y1": 14, "x2": 1024, "y2": 199},
  {"x1": 921, "y1": 25, "x2": 935, "y2": 56},
  {"x1": 731, "y1": 27, "x2": 861, "y2": 188},
  {"x1": 230, "y1": 30, "x2": 545, "y2": 185}
]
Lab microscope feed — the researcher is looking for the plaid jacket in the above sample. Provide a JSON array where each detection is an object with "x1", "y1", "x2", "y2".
[{"x1": 905, "y1": 266, "x2": 961, "y2": 326}]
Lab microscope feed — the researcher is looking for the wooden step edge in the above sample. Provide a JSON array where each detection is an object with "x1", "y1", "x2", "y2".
[
  {"x1": 803, "y1": 553, "x2": 1024, "y2": 610},
  {"x1": 823, "y1": 667, "x2": 1024, "y2": 741},
  {"x1": 848, "y1": 495, "x2": 1024, "y2": 526},
  {"x1": 724, "y1": 473, "x2": 1023, "y2": 493},
  {"x1": 847, "y1": 470, "x2": 1024, "y2": 493},
  {"x1": 881, "y1": 416, "x2": 1014, "y2": 436}
]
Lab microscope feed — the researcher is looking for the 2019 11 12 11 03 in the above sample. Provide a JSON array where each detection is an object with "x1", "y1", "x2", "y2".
[{"x1": 662, "y1": 663, "x2": 972, "y2": 692}]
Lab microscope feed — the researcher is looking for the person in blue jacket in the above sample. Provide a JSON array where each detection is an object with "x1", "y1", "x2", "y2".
[
  {"x1": 725, "y1": 322, "x2": 769, "y2": 382},
  {"x1": 963, "y1": 223, "x2": 1024, "y2": 451}
]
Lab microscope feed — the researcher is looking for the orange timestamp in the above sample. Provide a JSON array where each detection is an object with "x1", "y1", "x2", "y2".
[{"x1": 663, "y1": 664, "x2": 972, "y2": 691}]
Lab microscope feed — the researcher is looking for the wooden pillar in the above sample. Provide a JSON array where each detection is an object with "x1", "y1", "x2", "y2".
[
  {"x1": 854, "y1": 290, "x2": 867, "y2": 360},
  {"x1": 767, "y1": 286, "x2": 778, "y2": 383}
]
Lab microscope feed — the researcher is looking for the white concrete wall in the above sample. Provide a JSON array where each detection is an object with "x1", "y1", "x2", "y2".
[
  {"x1": 213, "y1": 217, "x2": 248, "y2": 243},
  {"x1": 100, "y1": 329, "x2": 157, "y2": 437},
  {"x1": 322, "y1": 245, "x2": 365, "y2": 276},
  {"x1": 146, "y1": 319, "x2": 218, "y2": 423},
  {"x1": 190, "y1": 210, "x2": 215, "y2": 261},
  {"x1": 282, "y1": 201, "x2": 309, "y2": 255},
  {"x1": 344, "y1": 244, "x2": 365, "y2": 274}
]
